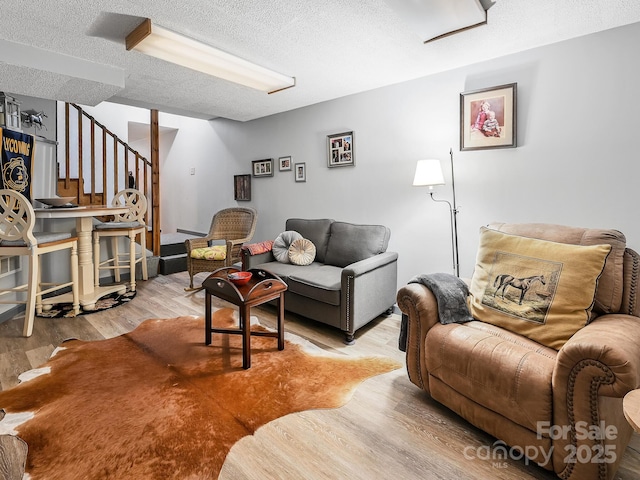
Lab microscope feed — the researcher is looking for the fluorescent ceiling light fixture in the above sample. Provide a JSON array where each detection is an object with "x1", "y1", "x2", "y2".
[
  {"x1": 386, "y1": 0, "x2": 496, "y2": 43},
  {"x1": 126, "y1": 19, "x2": 295, "y2": 94}
]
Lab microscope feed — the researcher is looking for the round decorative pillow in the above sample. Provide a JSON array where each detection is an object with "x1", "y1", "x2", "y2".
[
  {"x1": 288, "y1": 238, "x2": 316, "y2": 266},
  {"x1": 273, "y1": 230, "x2": 303, "y2": 263}
]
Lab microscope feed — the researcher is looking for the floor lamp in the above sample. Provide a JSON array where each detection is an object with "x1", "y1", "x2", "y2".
[{"x1": 412, "y1": 149, "x2": 460, "y2": 276}]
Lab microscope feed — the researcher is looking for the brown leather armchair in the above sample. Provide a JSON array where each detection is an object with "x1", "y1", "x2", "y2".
[{"x1": 397, "y1": 223, "x2": 640, "y2": 480}]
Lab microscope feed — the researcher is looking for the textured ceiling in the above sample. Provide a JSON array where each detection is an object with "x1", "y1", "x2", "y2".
[{"x1": 1, "y1": 0, "x2": 640, "y2": 122}]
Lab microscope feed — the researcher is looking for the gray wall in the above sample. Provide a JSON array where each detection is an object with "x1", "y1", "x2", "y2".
[
  {"x1": 11, "y1": 93, "x2": 56, "y2": 142},
  {"x1": 183, "y1": 21, "x2": 640, "y2": 287}
]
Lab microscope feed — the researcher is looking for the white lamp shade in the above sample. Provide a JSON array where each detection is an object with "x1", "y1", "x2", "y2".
[{"x1": 413, "y1": 159, "x2": 445, "y2": 186}]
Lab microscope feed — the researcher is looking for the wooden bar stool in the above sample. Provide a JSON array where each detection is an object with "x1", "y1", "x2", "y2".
[
  {"x1": 0, "y1": 189, "x2": 79, "y2": 337},
  {"x1": 93, "y1": 188, "x2": 148, "y2": 291}
]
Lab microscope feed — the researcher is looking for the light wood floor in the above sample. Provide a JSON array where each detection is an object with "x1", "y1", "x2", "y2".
[{"x1": 1, "y1": 272, "x2": 639, "y2": 479}]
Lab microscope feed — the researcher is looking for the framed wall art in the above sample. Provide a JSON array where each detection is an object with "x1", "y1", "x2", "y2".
[
  {"x1": 295, "y1": 162, "x2": 306, "y2": 182},
  {"x1": 460, "y1": 83, "x2": 517, "y2": 151},
  {"x1": 234, "y1": 174, "x2": 251, "y2": 201},
  {"x1": 252, "y1": 158, "x2": 274, "y2": 177},
  {"x1": 278, "y1": 156, "x2": 292, "y2": 171},
  {"x1": 327, "y1": 131, "x2": 354, "y2": 167}
]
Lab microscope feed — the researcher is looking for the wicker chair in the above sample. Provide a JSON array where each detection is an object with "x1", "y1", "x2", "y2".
[{"x1": 184, "y1": 207, "x2": 257, "y2": 291}]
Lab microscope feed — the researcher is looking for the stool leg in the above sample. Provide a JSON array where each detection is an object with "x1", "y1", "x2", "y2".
[
  {"x1": 70, "y1": 242, "x2": 80, "y2": 315},
  {"x1": 129, "y1": 231, "x2": 136, "y2": 291},
  {"x1": 113, "y1": 237, "x2": 121, "y2": 283},
  {"x1": 140, "y1": 229, "x2": 148, "y2": 281},
  {"x1": 93, "y1": 232, "x2": 100, "y2": 288},
  {"x1": 23, "y1": 253, "x2": 38, "y2": 337},
  {"x1": 35, "y1": 254, "x2": 43, "y2": 315}
]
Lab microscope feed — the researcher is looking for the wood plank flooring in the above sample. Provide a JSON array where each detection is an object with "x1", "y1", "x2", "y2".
[{"x1": 1, "y1": 272, "x2": 639, "y2": 479}]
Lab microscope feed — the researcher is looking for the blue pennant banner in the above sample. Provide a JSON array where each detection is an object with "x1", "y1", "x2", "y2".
[{"x1": 0, "y1": 127, "x2": 34, "y2": 201}]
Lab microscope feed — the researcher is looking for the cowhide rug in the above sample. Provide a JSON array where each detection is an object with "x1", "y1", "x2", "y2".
[{"x1": 0, "y1": 308, "x2": 400, "y2": 479}]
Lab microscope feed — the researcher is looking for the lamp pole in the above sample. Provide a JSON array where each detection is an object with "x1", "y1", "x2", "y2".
[
  {"x1": 449, "y1": 148, "x2": 460, "y2": 277},
  {"x1": 428, "y1": 148, "x2": 460, "y2": 277}
]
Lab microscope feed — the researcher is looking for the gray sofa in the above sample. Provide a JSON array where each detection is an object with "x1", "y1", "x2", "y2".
[{"x1": 242, "y1": 218, "x2": 398, "y2": 344}]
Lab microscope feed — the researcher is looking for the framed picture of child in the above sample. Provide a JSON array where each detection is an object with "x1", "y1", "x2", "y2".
[{"x1": 460, "y1": 83, "x2": 517, "y2": 151}]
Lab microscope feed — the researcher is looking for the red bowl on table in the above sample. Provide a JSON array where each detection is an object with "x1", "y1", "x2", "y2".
[{"x1": 228, "y1": 271, "x2": 252, "y2": 286}]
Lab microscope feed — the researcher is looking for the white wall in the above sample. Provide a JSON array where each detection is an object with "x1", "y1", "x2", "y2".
[
  {"x1": 153, "y1": 113, "x2": 237, "y2": 235},
  {"x1": 173, "y1": 21, "x2": 640, "y2": 290}
]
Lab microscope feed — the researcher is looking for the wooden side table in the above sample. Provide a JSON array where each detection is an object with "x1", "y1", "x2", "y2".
[
  {"x1": 623, "y1": 389, "x2": 640, "y2": 432},
  {"x1": 202, "y1": 267, "x2": 287, "y2": 369}
]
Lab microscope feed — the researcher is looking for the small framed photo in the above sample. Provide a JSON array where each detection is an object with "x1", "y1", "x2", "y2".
[
  {"x1": 252, "y1": 158, "x2": 274, "y2": 177},
  {"x1": 234, "y1": 174, "x2": 251, "y2": 201},
  {"x1": 295, "y1": 162, "x2": 306, "y2": 182},
  {"x1": 460, "y1": 83, "x2": 517, "y2": 151},
  {"x1": 278, "y1": 156, "x2": 292, "y2": 171},
  {"x1": 327, "y1": 131, "x2": 354, "y2": 168}
]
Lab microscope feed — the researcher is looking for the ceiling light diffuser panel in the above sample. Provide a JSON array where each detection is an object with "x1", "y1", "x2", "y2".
[{"x1": 126, "y1": 19, "x2": 295, "y2": 94}]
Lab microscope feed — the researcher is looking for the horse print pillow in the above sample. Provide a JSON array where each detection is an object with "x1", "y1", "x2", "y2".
[{"x1": 468, "y1": 227, "x2": 611, "y2": 349}]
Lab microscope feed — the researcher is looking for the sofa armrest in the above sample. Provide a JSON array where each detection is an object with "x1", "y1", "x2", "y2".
[
  {"x1": 551, "y1": 314, "x2": 640, "y2": 479},
  {"x1": 242, "y1": 250, "x2": 275, "y2": 270},
  {"x1": 342, "y1": 251, "x2": 398, "y2": 277},
  {"x1": 555, "y1": 314, "x2": 640, "y2": 399},
  {"x1": 396, "y1": 283, "x2": 442, "y2": 391},
  {"x1": 340, "y1": 252, "x2": 398, "y2": 338}
]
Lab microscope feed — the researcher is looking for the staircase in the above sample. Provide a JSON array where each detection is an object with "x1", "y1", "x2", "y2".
[
  {"x1": 57, "y1": 103, "x2": 160, "y2": 255},
  {"x1": 159, "y1": 232, "x2": 201, "y2": 275},
  {"x1": 57, "y1": 103, "x2": 206, "y2": 278}
]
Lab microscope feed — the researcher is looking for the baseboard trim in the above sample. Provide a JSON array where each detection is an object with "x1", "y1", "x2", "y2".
[{"x1": 0, "y1": 305, "x2": 24, "y2": 324}]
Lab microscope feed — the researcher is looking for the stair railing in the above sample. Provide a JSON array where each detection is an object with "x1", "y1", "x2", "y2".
[{"x1": 58, "y1": 102, "x2": 159, "y2": 255}]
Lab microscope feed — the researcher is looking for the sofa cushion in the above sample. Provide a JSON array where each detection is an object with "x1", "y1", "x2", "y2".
[
  {"x1": 324, "y1": 222, "x2": 390, "y2": 268},
  {"x1": 273, "y1": 230, "x2": 303, "y2": 263},
  {"x1": 469, "y1": 227, "x2": 611, "y2": 350},
  {"x1": 426, "y1": 321, "x2": 556, "y2": 433},
  {"x1": 489, "y1": 222, "x2": 626, "y2": 315},
  {"x1": 285, "y1": 219, "x2": 333, "y2": 263},
  {"x1": 251, "y1": 262, "x2": 342, "y2": 305},
  {"x1": 288, "y1": 265, "x2": 342, "y2": 305},
  {"x1": 288, "y1": 238, "x2": 316, "y2": 266},
  {"x1": 251, "y1": 261, "x2": 302, "y2": 283}
]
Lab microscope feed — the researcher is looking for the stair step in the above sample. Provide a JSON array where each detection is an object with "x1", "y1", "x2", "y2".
[
  {"x1": 159, "y1": 253, "x2": 187, "y2": 275},
  {"x1": 161, "y1": 243, "x2": 187, "y2": 257},
  {"x1": 160, "y1": 231, "x2": 203, "y2": 257}
]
